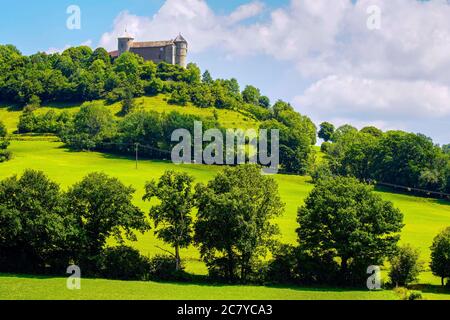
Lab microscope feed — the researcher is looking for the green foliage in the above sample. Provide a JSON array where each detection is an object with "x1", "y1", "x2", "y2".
[
  {"x1": 331, "y1": 124, "x2": 358, "y2": 142},
  {"x1": 242, "y1": 85, "x2": 261, "y2": 106},
  {"x1": 260, "y1": 109, "x2": 315, "y2": 174},
  {"x1": 143, "y1": 171, "x2": 195, "y2": 271},
  {"x1": 18, "y1": 110, "x2": 72, "y2": 134},
  {"x1": 326, "y1": 128, "x2": 449, "y2": 194},
  {"x1": 0, "y1": 120, "x2": 7, "y2": 138},
  {"x1": 297, "y1": 176, "x2": 404, "y2": 285},
  {"x1": 202, "y1": 70, "x2": 213, "y2": 84},
  {"x1": 120, "y1": 92, "x2": 137, "y2": 115},
  {"x1": 360, "y1": 126, "x2": 383, "y2": 138},
  {"x1": 0, "y1": 120, "x2": 9, "y2": 162},
  {"x1": 148, "y1": 255, "x2": 189, "y2": 282},
  {"x1": 389, "y1": 244, "x2": 423, "y2": 287},
  {"x1": 258, "y1": 95, "x2": 271, "y2": 109},
  {"x1": 430, "y1": 227, "x2": 450, "y2": 286},
  {"x1": 318, "y1": 122, "x2": 335, "y2": 142},
  {"x1": 443, "y1": 144, "x2": 450, "y2": 155},
  {"x1": 65, "y1": 172, "x2": 149, "y2": 270},
  {"x1": 0, "y1": 170, "x2": 71, "y2": 273},
  {"x1": 60, "y1": 104, "x2": 116, "y2": 150},
  {"x1": 98, "y1": 246, "x2": 151, "y2": 281},
  {"x1": 194, "y1": 165, "x2": 284, "y2": 283}
]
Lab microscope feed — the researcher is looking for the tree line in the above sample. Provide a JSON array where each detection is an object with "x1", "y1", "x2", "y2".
[
  {"x1": 317, "y1": 122, "x2": 450, "y2": 195},
  {"x1": 3, "y1": 165, "x2": 448, "y2": 288},
  {"x1": 16, "y1": 100, "x2": 317, "y2": 174}
]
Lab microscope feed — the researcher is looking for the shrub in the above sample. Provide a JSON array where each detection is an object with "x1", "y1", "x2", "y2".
[
  {"x1": 389, "y1": 244, "x2": 423, "y2": 287},
  {"x1": 0, "y1": 150, "x2": 12, "y2": 162},
  {"x1": 98, "y1": 246, "x2": 151, "y2": 281},
  {"x1": 265, "y1": 244, "x2": 297, "y2": 284},
  {"x1": 148, "y1": 255, "x2": 189, "y2": 282},
  {"x1": 394, "y1": 287, "x2": 423, "y2": 300}
]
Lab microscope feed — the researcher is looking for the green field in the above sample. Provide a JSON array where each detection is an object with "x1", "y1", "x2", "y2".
[
  {"x1": 0, "y1": 98, "x2": 449, "y2": 300},
  {"x1": 0, "y1": 140, "x2": 449, "y2": 300}
]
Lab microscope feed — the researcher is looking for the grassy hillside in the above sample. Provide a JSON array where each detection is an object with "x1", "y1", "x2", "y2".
[
  {"x1": 0, "y1": 94, "x2": 259, "y2": 134},
  {"x1": 0, "y1": 140, "x2": 449, "y2": 299},
  {"x1": 1, "y1": 99, "x2": 449, "y2": 300}
]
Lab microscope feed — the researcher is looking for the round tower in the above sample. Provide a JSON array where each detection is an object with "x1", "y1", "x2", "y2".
[
  {"x1": 118, "y1": 31, "x2": 134, "y2": 56},
  {"x1": 174, "y1": 34, "x2": 188, "y2": 68}
]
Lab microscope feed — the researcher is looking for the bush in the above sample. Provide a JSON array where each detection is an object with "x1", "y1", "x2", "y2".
[
  {"x1": 265, "y1": 244, "x2": 297, "y2": 284},
  {"x1": 0, "y1": 150, "x2": 12, "y2": 162},
  {"x1": 310, "y1": 163, "x2": 332, "y2": 183},
  {"x1": 98, "y1": 246, "x2": 151, "y2": 281},
  {"x1": 389, "y1": 244, "x2": 423, "y2": 287},
  {"x1": 394, "y1": 287, "x2": 423, "y2": 300},
  {"x1": 148, "y1": 255, "x2": 189, "y2": 282}
]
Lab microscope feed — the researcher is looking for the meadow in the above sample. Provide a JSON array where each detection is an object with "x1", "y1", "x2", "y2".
[
  {"x1": 0, "y1": 140, "x2": 449, "y2": 300},
  {"x1": 0, "y1": 98, "x2": 449, "y2": 300}
]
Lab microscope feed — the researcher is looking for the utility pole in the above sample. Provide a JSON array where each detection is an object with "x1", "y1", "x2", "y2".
[{"x1": 135, "y1": 143, "x2": 139, "y2": 169}]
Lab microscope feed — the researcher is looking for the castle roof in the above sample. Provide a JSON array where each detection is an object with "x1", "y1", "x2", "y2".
[
  {"x1": 131, "y1": 40, "x2": 174, "y2": 48},
  {"x1": 174, "y1": 34, "x2": 187, "y2": 43}
]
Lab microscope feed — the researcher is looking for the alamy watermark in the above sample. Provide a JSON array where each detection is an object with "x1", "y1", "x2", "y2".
[
  {"x1": 66, "y1": 265, "x2": 81, "y2": 290},
  {"x1": 171, "y1": 122, "x2": 279, "y2": 174},
  {"x1": 367, "y1": 265, "x2": 382, "y2": 290},
  {"x1": 66, "y1": 5, "x2": 81, "y2": 30}
]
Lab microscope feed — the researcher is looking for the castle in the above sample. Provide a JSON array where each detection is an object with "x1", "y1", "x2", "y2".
[{"x1": 109, "y1": 32, "x2": 188, "y2": 68}]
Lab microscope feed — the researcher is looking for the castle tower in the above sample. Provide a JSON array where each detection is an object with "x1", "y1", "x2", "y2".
[
  {"x1": 118, "y1": 30, "x2": 134, "y2": 56},
  {"x1": 174, "y1": 34, "x2": 188, "y2": 68}
]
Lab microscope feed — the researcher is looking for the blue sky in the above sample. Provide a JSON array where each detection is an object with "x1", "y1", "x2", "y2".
[{"x1": 1, "y1": 0, "x2": 449, "y2": 144}]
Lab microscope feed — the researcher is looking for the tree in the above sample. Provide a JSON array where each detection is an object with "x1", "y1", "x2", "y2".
[
  {"x1": 143, "y1": 171, "x2": 195, "y2": 271},
  {"x1": 0, "y1": 170, "x2": 71, "y2": 273},
  {"x1": 430, "y1": 227, "x2": 450, "y2": 286},
  {"x1": 65, "y1": 172, "x2": 149, "y2": 270},
  {"x1": 331, "y1": 124, "x2": 358, "y2": 142},
  {"x1": 60, "y1": 104, "x2": 116, "y2": 150},
  {"x1": 120, "y1": 90, "x2": 137, "y2": 115},
  {"x1": 360, "y1": 126, "x2": 383, "y2": 138},
  {"x1": 0, "y1": 120, "x2": 11, "y2": 162},
  {"x1": 0, "y1": 120, "x2": 6, "y2": 138},
  {"x1": 242, "y1": 85, "x2": 261, "y2": 106},
  {"x1": 194, "y1": 165, "x2": 284, "y2": 283},
  {"x1": 258, "y1": 95, "x2": 271, "y2": 109},
  {"x1": 297, "y1": 176, "x2": 404, "y2": 285},
  {"x1": 318, "y1": 122, "x2": 335, "y2": 142},
  {"x1": 389, "y1": 244, "x2": 423, "y2": 287},
  {"x1": 442, "y1": 144, "x2": 450, "y2": 155},
  {"x1": 117, "y1": 110, "x2": 163, "y2": 158},
  {"x1": 202, "y1": 70, "x2": 213, "y2": 84}
]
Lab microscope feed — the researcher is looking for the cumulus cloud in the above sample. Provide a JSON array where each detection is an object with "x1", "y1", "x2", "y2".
[
  {"x1": 295, "y1": 75, "x2": 450, "y2": 121},
  {"x1": 97, "y1": 0, "x2": 450, "y2": 143}
]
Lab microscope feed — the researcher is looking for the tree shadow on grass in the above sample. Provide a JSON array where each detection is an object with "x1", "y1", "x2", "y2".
[
  {"x1": 374, "y1": 185, "x2": 450, "y2": 205},
  {"x1": 409, "y1": 283, "x2": 450, "y2": 296}
]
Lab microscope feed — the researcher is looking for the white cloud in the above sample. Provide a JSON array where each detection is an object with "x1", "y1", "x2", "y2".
[
  {"x1": 97, "y1": 0, "x2": 450, "y2": 143},
  {"x1": 295, "y1": 75, "x2": 450, "y2": 121},
  {"x1": 227, "y1": 1, "x2": 265, "y2": 24}
]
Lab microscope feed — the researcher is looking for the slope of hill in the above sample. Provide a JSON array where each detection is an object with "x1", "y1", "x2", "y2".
[
  {"x1": 0, "y1": 94, "x2": 259, "y2": 134},
  {"x1": 0, "y1": 139, "x2": 449, "y2": 299}
]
